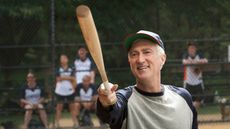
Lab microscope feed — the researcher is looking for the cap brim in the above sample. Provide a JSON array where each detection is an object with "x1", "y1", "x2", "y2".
[{"x1": 124, "y1": 34, "x2": 159, "y2": 51}]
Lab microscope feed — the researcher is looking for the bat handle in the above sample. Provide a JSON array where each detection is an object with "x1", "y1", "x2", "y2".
[{"x1": 102, "y1": 80, "x2": 112, "y2": 95}]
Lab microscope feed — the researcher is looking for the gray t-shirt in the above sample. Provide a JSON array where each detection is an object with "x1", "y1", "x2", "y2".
[
  {"x1": 96, "y1": 84, "x2": 197, "y2": 129},
  {"x1": 122, "y1": 86, "x2": 193, "y2": 129}
]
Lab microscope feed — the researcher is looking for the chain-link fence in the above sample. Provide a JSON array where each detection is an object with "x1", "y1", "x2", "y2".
[{"x1": 0, "y1": 0, "x2": 230, "y2": 128}]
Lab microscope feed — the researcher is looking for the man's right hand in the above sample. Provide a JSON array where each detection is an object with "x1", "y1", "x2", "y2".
[{"x1": 97, "y1": 82, "x2": 118, "y2": 108}]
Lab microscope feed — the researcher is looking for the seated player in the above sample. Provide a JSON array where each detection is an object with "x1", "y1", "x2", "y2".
[
  {"x1": 20, "y1": 72, "x2": 48, "y2": 129},
  {"x1": 75, "y1": 75, "x2": 98, "y2": 125}
]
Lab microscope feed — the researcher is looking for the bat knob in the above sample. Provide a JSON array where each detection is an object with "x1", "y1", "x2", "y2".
[{"x1": 76, "y1": 5, "x2": 90, "y2": 17}]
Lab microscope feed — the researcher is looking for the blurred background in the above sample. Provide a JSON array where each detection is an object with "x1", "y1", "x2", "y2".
[{"x1": 0, "y1": 0, "x2": 229, "y2": 128}]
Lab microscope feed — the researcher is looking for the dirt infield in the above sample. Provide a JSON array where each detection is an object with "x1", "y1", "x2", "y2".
[
  {"x1": 198, "y1": 114, "x2": 222, "y2": 121},
  {"x1": 50, "y1": 114, "x2": 230, "y2": 129},
  {"x1": 198, "y1": 114, "x2": 230, "y2": 129},
  {"x1": 56, "y1": 116, "x2": 230, "y2": 129},
  {"x1": 14, "y1": 113, "x2": 229, "y2": 129},
  {"x1": 199, "y1": 123, "x2": 230, "y2": 129}
]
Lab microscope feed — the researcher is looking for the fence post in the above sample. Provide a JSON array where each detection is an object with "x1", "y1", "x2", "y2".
[
  {"x1": 228, "y1": 45, "x2": 230, "y2": 62},
  {"x1": 50, "y1": 0, "x2": 56, "y2": 127}
]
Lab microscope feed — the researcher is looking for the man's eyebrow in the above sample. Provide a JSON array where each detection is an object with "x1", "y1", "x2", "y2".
[
  {"x1": 128, "y1": 50, "x2": 138, "y2": 53},
  {"x1": 141, "y1": 48, "x2": 153, "y2": 51}
]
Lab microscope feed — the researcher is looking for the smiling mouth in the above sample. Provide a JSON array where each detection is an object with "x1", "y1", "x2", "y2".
[{"x1": 137, "y1": 66, "x2": 149, "y2": 71}]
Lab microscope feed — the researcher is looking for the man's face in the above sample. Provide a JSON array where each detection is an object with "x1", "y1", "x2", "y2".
[
  {"x1": 60, "y1": 55, "x2": 68, "y2": 65},
  {"x1": 27, "y1": 73, "x2": 36, "y2": 85},
  {"x1": 188, "y1": 45, "x2": 197, "y2": 57},
  {"x1": 128, "y1": 40, "x2": 165, "y2": 81},
  {"x1": 82, "y1": 76, "x2": 91, "y2": 88},
  {"x1": 78, "y1": 48, "x2": 87, "y2": 60}
]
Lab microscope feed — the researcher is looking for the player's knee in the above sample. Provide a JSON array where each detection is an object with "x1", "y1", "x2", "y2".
[
  {"x1": 37, "y1": 104, "x2": 44, "y2": 109},
  {"x1": 25, "y1": 104, "x2": 33, "y2": 110},
  {"x1": 83, "y1": 103, "x2": 93, "y2": 110}
]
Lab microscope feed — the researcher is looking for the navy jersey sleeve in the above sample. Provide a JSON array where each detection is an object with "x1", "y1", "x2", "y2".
[
  {"x1": 92, "y1": 84, "x2": 97, "y2": 95},
  {"x1": 197, "y1": 52, "x2": 205, "y2": 59},
  {"x1": 96, "y1": 86, "x2": 133, "y2": 129},
  {"x1": 40, "y1": 87, "x2": 45, "y2": 98},
  {"x1": 71, "y1": 64, "x2": 76, "y2": 73},
  {"x1": 70, "y1": 67, "x2": 75, "y2": 77},
  {"x1": 75, "y1": 84, "x2": 81, "y2": 96},
  {"x1": 89, "y1": 58, "x2": 96, "y2": 71},
  {"x1": 182, "y1": 53, "x2": 189, "y2": 60},
  {"x1": 169, "y1": 86, "x2": 198, "y2": 129},
  {"x1": 20, "y1": 86, "x2": 26, "y2": 99},
  {"x1": 55, "y1": 68, "x2": 60, "y2": 77}
]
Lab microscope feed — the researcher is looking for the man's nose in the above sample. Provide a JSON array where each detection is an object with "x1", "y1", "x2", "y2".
[{"x1": 137, "y1": 53, "x2": 145, "y2": 63}]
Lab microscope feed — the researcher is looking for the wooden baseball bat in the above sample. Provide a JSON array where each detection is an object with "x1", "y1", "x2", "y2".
[{"x1": 76, "y1": 5, "x2": 110, "y2": 91}]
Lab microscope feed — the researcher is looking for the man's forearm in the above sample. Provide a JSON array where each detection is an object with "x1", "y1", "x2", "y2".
[{"x1": 96, "y1": 96, "x2": 127, "y2": 129}]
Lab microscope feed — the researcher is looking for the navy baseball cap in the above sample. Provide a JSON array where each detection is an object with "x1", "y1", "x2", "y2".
[{"x1": 124, "y1": 30, "x2": 164, "y2": 51}]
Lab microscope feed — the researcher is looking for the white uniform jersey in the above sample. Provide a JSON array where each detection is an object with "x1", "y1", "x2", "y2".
[
  {"x1": 74, "y1": 58, "x2": 94, "y2": 84},
  {"x1": 75, "y1": 83, "x2": 97, "y2": 101},
  {"x1": 21, "y1": 85, "x2": 44, "y2": 104},
  {"x1": 183, "y1": 53, "x2": 204, "y2": 85},
  {"x1": 55, "y1": 67, "x2": 75, "y2": 96}
]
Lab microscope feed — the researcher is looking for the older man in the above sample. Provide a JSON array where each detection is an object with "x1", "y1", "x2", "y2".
[
  {"x1": 75, "y1": 75, "x2": 97, "y2": 126},
  {"x1": 96, "y1": 30, "x2": 198, "y2": 129}
]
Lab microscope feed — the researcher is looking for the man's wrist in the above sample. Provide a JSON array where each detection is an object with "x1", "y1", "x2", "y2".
[
  {"x1": 99, "y1": 96, "x2": 117, "y2": 108},
  {"x1": 98, "y1": 98, "x2": 115, "y2": 111}
]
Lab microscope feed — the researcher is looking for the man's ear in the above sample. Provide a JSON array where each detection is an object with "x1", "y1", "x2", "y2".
[
  {"x1": 160, "y1": 54, "x2": 166, "y2": 70},
  {"x1": 128, "y1": 54, "x2": 131, "y2": 63}
]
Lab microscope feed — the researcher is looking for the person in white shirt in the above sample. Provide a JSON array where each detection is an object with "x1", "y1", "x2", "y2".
[
  {"x1": 74, "y1": 46, "x2": 96, "y2": 84},
  {"x1": 55, "y1": 54, "x2": 78, "y2": 128},
  {"x1": 183, "y1": 42, "x2": 208, "y2": 109}
]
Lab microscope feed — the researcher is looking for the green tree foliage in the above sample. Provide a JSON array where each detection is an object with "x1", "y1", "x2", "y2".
[
  {"x1": 0, "y1": 0, "x2": 229, "y2": 109},
  {"x1": 0, "y1": 0, "x2": 229, "y2": 87},
  {"x1": 0, "y1": 0, "x2": 49, "y2": 95}
]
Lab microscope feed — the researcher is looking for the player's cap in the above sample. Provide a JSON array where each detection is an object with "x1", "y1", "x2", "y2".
[{"x1": 124, "y1": 30, "x2": 164, "y2": 51}]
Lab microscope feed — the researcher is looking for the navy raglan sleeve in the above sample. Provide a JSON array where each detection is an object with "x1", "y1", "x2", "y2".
[
  {"x1": 20, "y1": 86, "x2": 26, "y2": 99},
  {"x1": 40, "y1": 87, "x2": 45, "y2": 98},
  {"x1": 179, "y1": 88, "x2": 198, "y2": 129},
  {"x1": 197, "y1": 52, "x2": 205, "y2": 59},
  {"x1": 92, "y1": 85, "x2": 97, "y2": 95},
  {"x1": 55, "y1": 68, "x2": 60, "y2": 77},
  {"x1": 89, "y1": 58, "x2": 96, "y2": 71},
  {"x1": 75, "y1": 84, "x2": 81, "y2": 97},
  {"x1": 70, "y1": 67, "x2": 75, "y2": 77},
  {"x1": 170, "y1": 86, "x2": 198, "y2": 129},
  {"x1": 96, "y1": 86, "x2": 133, "y2": 129},
  {"x1": 182, "y1": 53, "x2": 188, "y2": 60}
]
